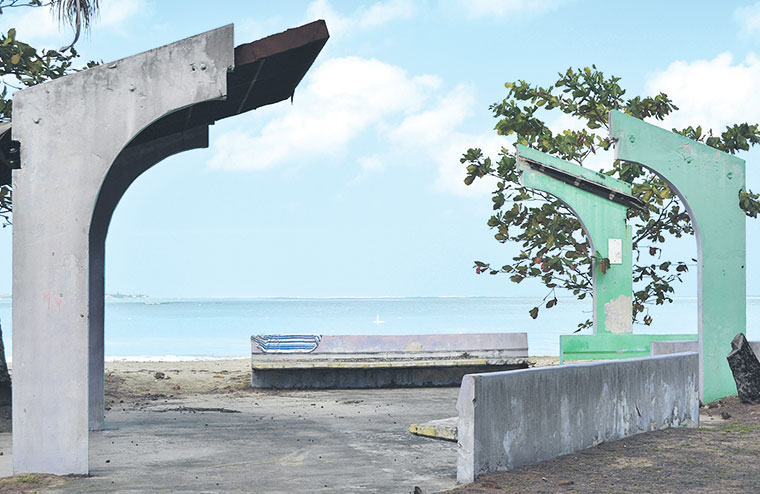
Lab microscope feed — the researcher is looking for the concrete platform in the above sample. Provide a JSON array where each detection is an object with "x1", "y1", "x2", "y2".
[
  {"x1": 251, "y1": 362, "x2": 528, "y2": 389},
  {"x1": 409, "y1": 417, "x2": 457, "y2": 442},
  {"x1": 0, "y1": 387, "x2": 460, "y2": 494},
  {"x1": 251, "y1": 333, "x2": 529, "y2": 389}
]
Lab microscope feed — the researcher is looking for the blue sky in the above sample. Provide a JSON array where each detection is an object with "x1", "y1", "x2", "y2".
[{"x1": 2, "y1": 0, "x2": 760, "y2": 299}]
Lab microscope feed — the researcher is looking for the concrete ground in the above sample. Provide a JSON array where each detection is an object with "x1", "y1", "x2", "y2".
[{"x1": 0, "y1": 387, "x2": 460, "y2": 494}]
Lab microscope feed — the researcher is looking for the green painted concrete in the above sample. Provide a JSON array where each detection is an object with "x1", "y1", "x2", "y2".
[
  {"x1": 559, "y1": 333, "x2": 698, "y2": 363},
  {"x1": 610, "y1": 110, "x2": 746, "y2": 403},
  {"x1": 517, "y1": 145, "x2": 633, "y2": 335}
]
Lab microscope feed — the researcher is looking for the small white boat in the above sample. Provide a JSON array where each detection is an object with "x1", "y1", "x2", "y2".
[{"x1": 373, "y1": 313, "x2": 385, "y2": 324}]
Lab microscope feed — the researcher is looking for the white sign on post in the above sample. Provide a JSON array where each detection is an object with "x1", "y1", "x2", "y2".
[{"x1": 608, "y1": 238, "x2": 623, "y2": 264}]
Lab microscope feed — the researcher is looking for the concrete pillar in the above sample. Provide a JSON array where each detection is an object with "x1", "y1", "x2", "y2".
[{"x1": 11, "y1": 26, "x2": 233, "y2": 475}]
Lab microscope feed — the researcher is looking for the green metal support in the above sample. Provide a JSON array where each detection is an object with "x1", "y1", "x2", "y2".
[{"x1": 610, "y1": 110, "x2": 746, "y2": 403}]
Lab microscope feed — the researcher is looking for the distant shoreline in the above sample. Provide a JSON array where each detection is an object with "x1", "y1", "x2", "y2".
[{"x1": 105, "y1": 293, "x2": 149, "y2": 299}]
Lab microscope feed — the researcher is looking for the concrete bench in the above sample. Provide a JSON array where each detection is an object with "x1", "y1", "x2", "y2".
[{"x1": 250, "y1": 333, "x2": 529, "y2": 389}]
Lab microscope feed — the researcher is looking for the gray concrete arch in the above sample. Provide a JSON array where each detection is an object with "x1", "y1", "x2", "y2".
[
  {"x1": 88, "y1": 126, "x2": 211, "y2": 431},
  {"x1": 9, "y1": 22, "x2": 328, "y2": 475}
]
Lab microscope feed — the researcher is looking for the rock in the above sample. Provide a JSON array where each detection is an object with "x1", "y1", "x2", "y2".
[
  {"x1": 727, "y1": 333, "x2": 760, "y2": 404},
  {"x1": 154, "y1": 372, "x2": 165, "y2": 380}
]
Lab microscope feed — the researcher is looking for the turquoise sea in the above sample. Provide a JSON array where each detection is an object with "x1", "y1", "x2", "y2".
[{"x1": 0, "y1": 297, "x2": 759, "y2": 358}]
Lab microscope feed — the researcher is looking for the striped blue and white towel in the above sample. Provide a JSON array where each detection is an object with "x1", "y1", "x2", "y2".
[{"x1": 252, "y1": 334, "x2": 322, "y2": 353}]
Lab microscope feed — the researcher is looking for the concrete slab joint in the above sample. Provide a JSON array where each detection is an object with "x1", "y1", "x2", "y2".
[{"x1": 10, "y1": 21, "x2": 329, "y2": 475}]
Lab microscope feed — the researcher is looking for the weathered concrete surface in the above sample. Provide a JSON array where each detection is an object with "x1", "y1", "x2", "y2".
[
  {"x1": 456, "y1": 353, "x2": 699, "y2": 484},
  {"x1": 251, "y1": 333, "x2": 529, "y2": 389},
  {"x1": 12, "y1": 26, "x2": 233, "y2": 475},
  {"x1": 409, "y1": 416, "x2": 457, "y2": 442},
  {"x1": 10, "y1": 21, "x2": 329, "y2": 476},
  {"x1": 1, "y1": 388, "x2": 460, "y2": 494},
  {"x1": 252, "y1": 333, "x2": 529, "y2": 358},
  {"x1": 252, "y1": 362, "x2": 529, "y2": 389},
  {"x1": 650, "y1": 339, "x2": 699, "y2": 356}
]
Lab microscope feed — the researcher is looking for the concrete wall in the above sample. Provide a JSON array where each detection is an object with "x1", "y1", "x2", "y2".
[
  {"x1": 251, "y1": 363, "x2": 528, "y2": 389},
  {"x1": 650, "y1": 340, "x2": 698, "y2": 356},
  {"x1": 456, "y1": 353, "x2": 699, "y2": 484},
  {"x1": 252, "y1": 333, "x2": 528, "y2": 359},
  {"x1": 651, "y1": 339, "x2": 760, "y2": 362},
  {"x1": 251, "y1": 333, "x2": 529, "y2": 388}
]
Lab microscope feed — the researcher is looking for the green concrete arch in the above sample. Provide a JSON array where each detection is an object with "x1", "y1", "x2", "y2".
[
  {"x1": 517, "y1": 145, "x2": 633, "y2": 335},
  {"x1": 610, "y1": 110, "x2": 746, "y2": 402}
]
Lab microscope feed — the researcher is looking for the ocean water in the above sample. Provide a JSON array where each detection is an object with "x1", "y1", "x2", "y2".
[{"x1": 0, "y1": 297, "x2": 758, "y2": 358}]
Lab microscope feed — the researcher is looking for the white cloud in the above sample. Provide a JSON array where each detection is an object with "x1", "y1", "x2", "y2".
[
  {"x1": 359, "y1": 155, "x2": 385, "y2": 173},
  {"x1": 305, "y1": 0, "x2": 416, "y2": 37},
  {"x1": 209, "y1": 56, "x2": 440, "y2": 171},
  {"x1": 454, "y1": 0, "x2": 569, "y2": 19},
  {"x1": 389, "y1": 83, "x2": 502, "y2": 196},
  {"x1": 390, "y1": 84, "x2": 475, "y2": 146},
  {"x1": 430, "y1": 132, "x2": 502, "y2": 197},
  {"x1": 208, "y1": 56, "x2": 498, "y2": 198},
  {"x1": 8, "y1": 6, "x2": 58, "y2": 41},
  {"x1": 646, "y1": 52, "x2": 760, "y2": 132},
  {"x1": 349, "y1": 154, "x2": 386, "y2": 183},
  {"x1": 735, "y1": 2, "x2": 760, "y2": 37}
]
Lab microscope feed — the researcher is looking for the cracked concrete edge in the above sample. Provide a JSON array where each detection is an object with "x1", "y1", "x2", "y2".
[{"x1": 409, "y1": 417, "x2": 458, "y2": 442}]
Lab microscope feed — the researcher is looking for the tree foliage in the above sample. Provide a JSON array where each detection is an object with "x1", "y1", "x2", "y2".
[{"x1": 464, "y1": 66, "x2": 760, "y2": 330}]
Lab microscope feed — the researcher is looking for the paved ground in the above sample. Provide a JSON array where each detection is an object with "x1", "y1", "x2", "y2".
[{"x1": 0, "y1": 387, "x2": 460, "y2": 494}]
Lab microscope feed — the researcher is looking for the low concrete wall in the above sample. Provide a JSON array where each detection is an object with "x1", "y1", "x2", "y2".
[
  {"x1": 251, "y1": 362, "x2": 528, "y2": 389},
  {"x1": 251, "y1": 333, "x2": 529, "y2": 389},
  {"x1": 456, "y1": 353, "x2": 699, "y2": 484},
  {"x1": 252, "y1": 333, "x2": 529, "y2": 358},
  {"x1": 650, "y1": 339, "x2": 760, "y2": 359},
  {"x1": 650, "y1": 340, "x2": 698, "y2": 356}
]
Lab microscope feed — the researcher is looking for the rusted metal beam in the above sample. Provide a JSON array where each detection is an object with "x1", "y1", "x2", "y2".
[{"x1": 129, "y1": 20, "x2": 329, "y2": 147}]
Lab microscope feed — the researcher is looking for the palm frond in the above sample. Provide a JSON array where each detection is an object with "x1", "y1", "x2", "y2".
[{"x1": 53, "y1": 0, "x2": 100, "y2": 51}]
